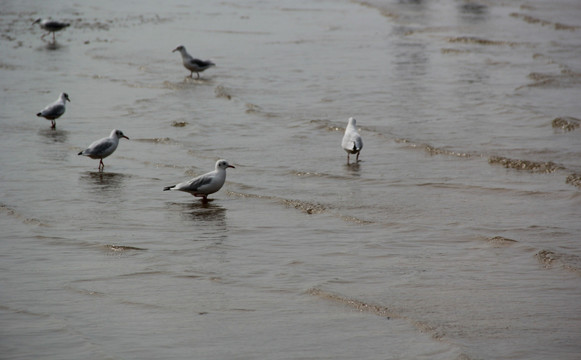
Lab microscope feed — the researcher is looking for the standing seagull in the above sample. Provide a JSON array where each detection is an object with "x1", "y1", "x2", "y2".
[
  {"x1": 78, "y1": 129, "x2": 129, "y2": 172},
  {"x1": 172, "y1": 45, "x2": 215, "y2": 79},
  {"x1": 164, "y1": 160, "x2": 235, "y2": 203},
  {"x1": 36, "y1": 92, "x2": 70, "y2": 129},
  {"x1": 32, "y1": 18, "x2": 70, "y2": 43},
  {"x1": 341, "y1": 117, "x2": 363, "y2": 164}
]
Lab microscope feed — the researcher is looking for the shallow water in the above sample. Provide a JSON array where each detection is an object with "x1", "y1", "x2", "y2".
[{"x1": 1, "y1": 0, "x2": 580, "y2": 359}]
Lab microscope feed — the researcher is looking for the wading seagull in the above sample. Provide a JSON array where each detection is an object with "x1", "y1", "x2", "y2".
[
  {"x1": 32, "y1": 18, "x2": 70, "y2": 43},
  {"x1": 78, "y1": 129, "x2": 129, "y2": 172},
  {"x1": 172, "y1": 45, "x2": 215, "y2": 79},
  {"x1": 164, "y1": 159, "x2": 235, "y2": 203},
  {"x1": 341, "y1": 117, "x2": 363, "y2": 164},
  {"x1": 36, "y1": 92, "x2": 70, "y2": 129}
]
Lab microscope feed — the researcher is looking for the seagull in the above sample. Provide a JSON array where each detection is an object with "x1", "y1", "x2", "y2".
[
  {"x1": 172, "y1": 45, "x2": 215, "y2": 79},
  {"x1": 78, "y1": 129, "x2": 129, "y2": 172},
  {"x1": 341, "y1": 117, "x2": 363, "y2": 164},
  {"x1": 164, "y1": 159, "x2": 235, "y2": 203},
  {"x1": 32, "y1": 18, "x2": 70, "y2": 43},
  {"x1": 36, "y1": 92, "x2": 70, "y2": 129}
]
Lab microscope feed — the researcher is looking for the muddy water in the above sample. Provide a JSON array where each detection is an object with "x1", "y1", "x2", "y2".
[{"x1": 1, "y1": 0, "x2": 580, "y2": 359}]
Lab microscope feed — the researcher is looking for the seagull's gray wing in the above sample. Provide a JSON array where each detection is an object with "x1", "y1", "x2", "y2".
[
  {"x1": 189, "y1": 58, "x2": 214, "y2": 68},
  {"x1": 41, "y1": 104, "x2": 65, "y2": 119},
  {"x1": 179, "y1": 173, "x2": 213, "y2": 192},
  {"x1": 81, "y1": 138, "x2": 115, "y2": 157}
]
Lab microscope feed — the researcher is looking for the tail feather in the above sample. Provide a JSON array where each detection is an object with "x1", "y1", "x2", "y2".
[
  {"x1": 163, "y1": 185, "x2": 175, "y2": 191},
  {"x1": 37, "y1": 112, "x2": 42, "y2": 117}
]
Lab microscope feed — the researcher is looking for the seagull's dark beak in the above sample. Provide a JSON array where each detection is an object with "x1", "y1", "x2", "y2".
[
  {"x1": 228, "y1": 165, "x2": 235, "y2": 169},
  {"x1": 32, "y1": 19, "x2": 41, "y2": 25},
  {"x1": 172, "y1": 48, "x2": 178, "y2": 53},
  {"x1": 122, "y1": 135, "x2": 130, "y2": 140}
]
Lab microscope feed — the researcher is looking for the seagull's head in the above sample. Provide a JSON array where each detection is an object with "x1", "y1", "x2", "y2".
[
  {"x1": 172, "y1": 45, "x2": 185, "y2": 53},
  {"x1": 113, "y1": 129, "x2": 130, "y2": 140},
  {"x1": 62, "y1": 93, "x2": 70, "y2": 102},
  {"x1": 348, "y1": 117, "x2": 357, "y2": 126},
  {"x1": 216, "y1": 159, "x2": 235, "y2": 171}
]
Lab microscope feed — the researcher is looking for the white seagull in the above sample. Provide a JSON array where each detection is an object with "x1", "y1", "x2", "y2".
[
  {"x1": 164, "y1": 159, "x2": 235, "y2": 203},
  {"x1": 78, "y1": 129, "x2": 130, "y2": 172},
  {"x1": 36, "y1": 92, "x2": 70, "y2": 129},
  {"x1": 172, "y1": 45, "x2": 216, "y2": 79},
  {"x1": 341, "y1": 117, "x2": 363, "y2": 164},
  {"x1": 32, "y1": 18, "x2": 70, "y2": 43}
]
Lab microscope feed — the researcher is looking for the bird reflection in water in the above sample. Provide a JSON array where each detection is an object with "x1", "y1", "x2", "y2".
[
  {"x1": 80, "y1": 171, "x2": 127, "y2": 195},
  {"x1": 344, "y1": 160, "x2": 361, "y2": 176},
  {"x1": 171, "y1": 201, "x2": 228, "y2": 245},
  {"x1": 38, "y1": 128, "x2": 68, "y2": 143}
]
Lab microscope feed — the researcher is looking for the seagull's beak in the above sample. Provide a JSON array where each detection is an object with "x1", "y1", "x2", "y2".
[
  {"x1": 122, "y1": 135, "x2": 130, "y2": 140},
  {"x1": 32, "y1": 19, "x2": 40, "y2": 25},
  {"x1": 228, "y1": 165, "x2": 235, "y2": 169},
  {"x1": 172, "y1": 47, "x2": 178, "y2": 53}
]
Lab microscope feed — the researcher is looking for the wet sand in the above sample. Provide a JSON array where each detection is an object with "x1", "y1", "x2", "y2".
[{"x1": 1, "y1": 0, "x2": 581, "y2": 359}]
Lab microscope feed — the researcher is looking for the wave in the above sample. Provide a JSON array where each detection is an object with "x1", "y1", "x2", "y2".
[
  {"x1": 552, "y1": 116, "x2": 580, "y2": 131},
  {"x1": 536, "y1": 249, "x2": 581, "y2": 275},
  {"x1": 227, "y1": 190, "x2": 371, "y2": 223},
  {"x1": 307, "y1": 288, "x2": 473, "y2": 358},
  {"x1": 488, "y1": 156, "x2": 564, "y2": 173},
  {"x1": 102, "y1": 244, "x2": 147, "y2": 252},
  {"x1": 517, "y1": 70, "x2": 581, "y2": 89},
  {"x1": 132, "y1": 137, "x2": 180, "y2": 145},
  {"x1": 0, "y1": 202, "x2": 50, "y2": 227},
  {"x1": 446, "y1": 36, "x2": 527, "y2": 47},
  {"x1": 214, "y1": 85, "x2": 234, "y2": 100},
  {"x1": 486, "y1": 236, "x2": 518, "y2": 247},
  {"x1": 566, "y1": 174, "x2": 581, "y2": 189},
  {"x1": 395, "y1": 138, "x2": 472, "y2": 158},
  {"x1": 510, "y1": 12, "x2": 580, "y2": 31}
]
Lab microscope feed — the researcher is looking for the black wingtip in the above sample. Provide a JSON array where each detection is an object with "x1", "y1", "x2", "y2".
[
  {"x1": 36, "y1": 112, "x2": 42, "y2": 117},
  {"x1": 163, "y1": 186, "x2": 173, "y2": 191},
  {"x1": 77, "y1": 151, "x2": 83, "y2": 156}
]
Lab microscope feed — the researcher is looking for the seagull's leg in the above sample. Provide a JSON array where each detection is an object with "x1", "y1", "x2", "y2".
[
  {"x1": 99, "y1": 159, "x2": 104, "y2": 172},
  {"x1": 346, "y1": 153, "x2": 350, "y2": 164},
  {"x1": 50, "y1": 120, "x2": 56, "y2": 129},
  {"x1": 201, "y1": 196, "x2": 209, "y2": 204},
  {"x1": 189, "y1": 71, "x2": 193, "y2": 78},
  {"x1": 356, "y1": 152, "x2": 360, "y2": 162},
  {"x1": 196, "y1": 72, "x2": 200, "y2": 80},
  {"x1": 52, "y1": 32, "x2": 56, "y2": 43}
]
